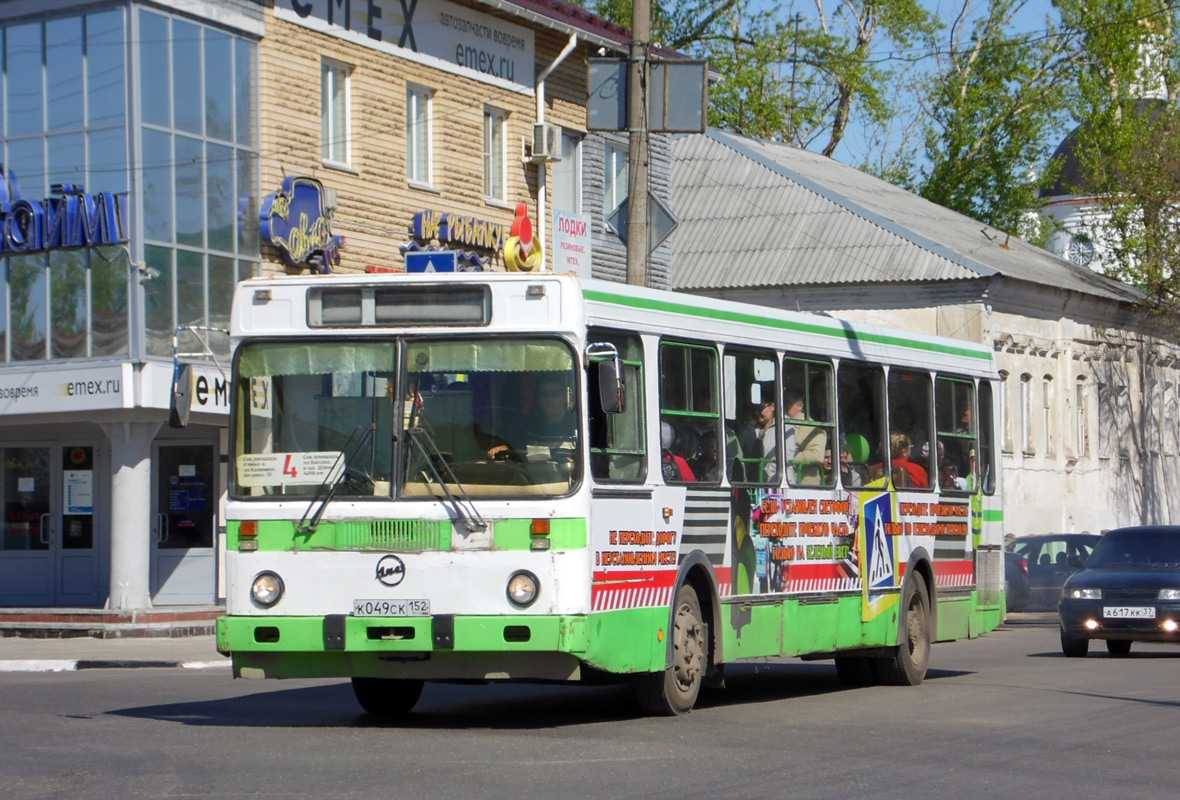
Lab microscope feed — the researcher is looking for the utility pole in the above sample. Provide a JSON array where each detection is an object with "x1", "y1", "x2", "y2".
[{"x1": 625, "y1": 0, "x2": 650, "y2": 286}]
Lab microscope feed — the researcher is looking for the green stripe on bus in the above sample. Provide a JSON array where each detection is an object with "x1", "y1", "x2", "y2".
[
  {"x1": 983, "y1": 509, "x2": 1003, "y2": 522},
  {"x1": 226, "y1": 518, "x2": 587, "y2": 552},
  {"x1": 584, "y1": 289, "x2": 993, "y2": 362}
]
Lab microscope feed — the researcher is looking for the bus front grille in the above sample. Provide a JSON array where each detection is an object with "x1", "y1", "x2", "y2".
[{"x1": 333, "y1": 520, "x2": 450, "y2": 551}]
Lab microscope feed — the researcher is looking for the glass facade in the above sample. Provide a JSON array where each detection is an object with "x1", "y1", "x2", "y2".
[
  {"x1": 0, "y1": 6, "x2": 259, "y2": 364},
  {"x1": 1, "y1": 10, "x2": 130, "y2": 362},
  {"x1": 138, "y1": 8, "x2": 259, "y2": 358}
]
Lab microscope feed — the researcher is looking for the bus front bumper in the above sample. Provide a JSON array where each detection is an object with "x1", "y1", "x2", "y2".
[{"x1": 217, "y1": 614, "x2": 590, "y2": 681}]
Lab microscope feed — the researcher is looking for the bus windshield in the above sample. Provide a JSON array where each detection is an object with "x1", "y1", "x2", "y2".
[{"x1": 232, "y1": 337, "x2": 580, "y2": 499}]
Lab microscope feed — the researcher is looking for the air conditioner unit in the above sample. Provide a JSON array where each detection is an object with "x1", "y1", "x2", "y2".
[{"x1": 532, "y1": 122, "x2": 562, "y2": 163}]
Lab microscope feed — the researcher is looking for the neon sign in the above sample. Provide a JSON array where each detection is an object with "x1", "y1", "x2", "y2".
[
  {"x1": 0, "y1": 166, "x2": 127, "y2": 257},
  {"x1": 260, "y1": 176, "x2": 344, "y2": 273}
]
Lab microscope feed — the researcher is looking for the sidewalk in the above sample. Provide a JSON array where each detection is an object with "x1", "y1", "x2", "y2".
[
  {"x1": 0, "y1": 606, "x2": 229, "y2": 673},
  {"x1": 0, "y1": 634, "x2": 228, "y2": 672}
]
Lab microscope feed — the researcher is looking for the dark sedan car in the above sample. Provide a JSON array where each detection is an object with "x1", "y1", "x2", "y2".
[
  {"x1": 1007, "y1": 533, "x2": 1100, "y2": 611},
  {"x1": 1059, "y1": 526, "x2": 1180, "y2": 657},
  {"x1": 1005, "y1": 550, "x2": 1030, "y2": 612}
]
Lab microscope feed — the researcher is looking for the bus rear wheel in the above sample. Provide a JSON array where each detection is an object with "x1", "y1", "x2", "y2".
[
  {"x1": 351, "y1": 677, "x2": 425, "y2": 717},
  {"x1": 634, "y1": 585, "x2": 707, "y2": 716},
  {"x1": 875, "y1": 578, "x2": 931, "y2": 686}
]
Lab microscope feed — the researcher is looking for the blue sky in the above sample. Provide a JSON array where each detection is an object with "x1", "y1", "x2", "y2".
[{"x1": 828, "y1": 0, "x2": 1070, "y2": 169}]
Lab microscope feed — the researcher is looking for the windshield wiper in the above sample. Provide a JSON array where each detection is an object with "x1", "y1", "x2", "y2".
[
  {"x1": 297, "y1": 423, "x2": 375, "y2": 534},
  {"x1": 406, "y1": 425, "x2": 488, "y2": 534}
]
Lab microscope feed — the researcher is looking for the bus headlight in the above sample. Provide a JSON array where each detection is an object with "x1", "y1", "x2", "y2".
[
  {"x1": 251, "y1": 571, "x2": 285, "y2": 607},
  {"x1": 506, "y1": 571, "x2": 539, "y2": 607}
]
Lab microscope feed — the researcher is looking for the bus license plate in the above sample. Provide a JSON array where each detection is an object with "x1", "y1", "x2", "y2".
[
  {"x1": 352, "y1": 599, "x2": 430, "y2": 617},
  {"x1": 1103, "y1": 606, "x2": 1155, "y2": 619}
]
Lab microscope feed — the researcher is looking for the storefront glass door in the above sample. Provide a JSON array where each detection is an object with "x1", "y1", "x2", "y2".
[
  {"x1": 0, "y1": 445, "x2": 100, "y2": 606},
  {"x1": 152, "y1": 443, "x2": 216, "y2": 604}
]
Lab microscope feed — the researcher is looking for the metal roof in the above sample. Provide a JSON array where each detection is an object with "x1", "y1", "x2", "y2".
[{"x1": 670, "y1": 130, "x2": 1142, "y2": 305}]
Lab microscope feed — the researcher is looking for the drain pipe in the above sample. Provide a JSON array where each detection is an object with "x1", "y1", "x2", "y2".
[{"x1": 536, "y1": 34, "x2": 578, "y2": 270}]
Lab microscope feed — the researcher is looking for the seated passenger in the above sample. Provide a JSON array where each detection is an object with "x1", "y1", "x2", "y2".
[
  {"x1": 661, "y1": 421, "x2": 696, "y2": 482},
  {"x1": 889, "y1": 432, "x2": 928, "y2": 488}
]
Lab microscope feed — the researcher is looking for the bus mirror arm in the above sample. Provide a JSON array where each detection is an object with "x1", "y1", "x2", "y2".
[{"x1": 407, "y1": 426, "x2": 489, "y2": 534}]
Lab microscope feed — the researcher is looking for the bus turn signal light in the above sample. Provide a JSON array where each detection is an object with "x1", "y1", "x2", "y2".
[
  {"x1": 239, "y1": 521, "x2": 258, "y2": 551},
  {"x1": 530, "y1": 519, "x2": 550, "y2": 536}
]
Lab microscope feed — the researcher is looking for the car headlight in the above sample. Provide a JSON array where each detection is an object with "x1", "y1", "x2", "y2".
[
  {"x1": 1064, "y1": 587, "x2": 1102, "y2": 600},
  {"x1": 506, "y1": 570, "x2": 539, "y2": 607},
  {"x1": 251, "y1": 571, "x2": 285, "y2": 607},
  {"x1": 1159, "y1": 588, "x2": 1180, "y2": 601}
]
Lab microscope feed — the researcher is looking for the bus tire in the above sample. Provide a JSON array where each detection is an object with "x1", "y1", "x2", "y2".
[
  {"x1": 834, "y1": 656, "x2": 879, "y2": 687},
  {"x1": 875, "y1": 578, "x2": 931, "y2": 686},
  {"x1": 634, "y1": 584, "x2": 706, "y2": 716},
  {"x1": 351, "y1": 677, "x2": 425, "y2": 716}
]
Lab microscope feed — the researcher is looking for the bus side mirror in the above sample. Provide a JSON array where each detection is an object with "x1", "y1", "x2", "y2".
[
  {"x1": 597, "y1": 358, "x2": 626, "y2": 414},
  {"x1": 169, "y1": 363, "x2": 195, "y2": 428}
]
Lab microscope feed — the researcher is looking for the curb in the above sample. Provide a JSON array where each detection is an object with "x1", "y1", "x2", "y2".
[{"x1": 0, "y1": 658, "x2": 230, "y2": 673}]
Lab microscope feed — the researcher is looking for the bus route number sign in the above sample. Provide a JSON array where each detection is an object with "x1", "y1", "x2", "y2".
[{"x1": 236, "y1": 452, "x2": 345, "y2": 487}]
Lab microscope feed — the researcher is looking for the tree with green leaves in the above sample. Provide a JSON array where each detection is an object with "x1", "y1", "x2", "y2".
[
  {"x1": 914, "y1": 0, "x2": 1076, "y2": 235},
  {"x1": 1053, "y1": 0, "x2": 1180, "y2": 308},
  {"x1": 581, "y1": 0, "x2": 937, "y2": 158}
]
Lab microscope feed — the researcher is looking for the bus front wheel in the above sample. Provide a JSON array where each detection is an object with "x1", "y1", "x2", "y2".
[
  {"x1": 634, "y1": 585, "x2": 707, "y2": 716},
  {"x1": 875, "y1": 578, "x2": 931, "y2": 686},
  {"x1": 351, "y1": 677, "x2": 425, "y2": 717}
]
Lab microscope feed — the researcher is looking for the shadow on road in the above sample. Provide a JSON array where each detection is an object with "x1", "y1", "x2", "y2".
[{"x1": 108, "y1": 659, "x2": 971, "y2": 729}]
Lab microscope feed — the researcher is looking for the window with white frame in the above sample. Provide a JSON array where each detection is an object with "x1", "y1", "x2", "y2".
[
  {"x1": 1020, "y1": 373, "x2": 1033, "y2": 454},
  {"x1": 1148, "y1": 378, "x2": 1163, "y2": 454},
  {"x1": 998, "y1": 370, "x2": 1012, "y2": 452},
  {"x1": 321, "y1": 60, "x2": 350, "y2": 164},
  {"x1": 604, "y1": 143, "x2": 628, "y2": 219},
  {"x1": 1166, "y1": 381, "x2": 1177, "y2": 457},
  {"x1": 551, "y1": 130, "x2": 582, "y2": 214},
  {"x1": 1042, "y1": 375, "x2": 1054, "y2": 457},
  {"x1": 483, "y1": 107, "x2": 507, "y2": 201},
  {"x1": 1074, "y1": 377, "x2": 1089, "y2": 459},
  {"x1": 406, "y1": 85, "x2": 432, "y2": 186}
]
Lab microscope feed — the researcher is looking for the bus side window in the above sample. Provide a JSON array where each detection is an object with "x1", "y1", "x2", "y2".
[
  {"x1": 978, "y1": 381, "x2": 996, "y2": 494},
  {"x1": 659, "y1": 341, "x2": 719, "y2": 483},
  {"x1": 723, "y1": 348, "x2": 777, "y2": 485},
  {"x1": 588, "y1": 331, "x2": 647, "y2": 483},
  {"x1": 936, "y1": 376, "x2": 977, "y2": 492},
  {"x1": 783, "y1": 355, "x2": 835, "y2": 488},
  {"x1": 887, "y1": 369, "x2": 934, "y2": 491},
  {"x1": 837, "y1": 361, "x2": 887, "y2": 489}
]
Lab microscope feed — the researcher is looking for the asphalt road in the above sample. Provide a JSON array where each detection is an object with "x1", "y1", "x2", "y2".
[{"x1": 1, "y1": 621, "x2": 1176, "y2": 800}]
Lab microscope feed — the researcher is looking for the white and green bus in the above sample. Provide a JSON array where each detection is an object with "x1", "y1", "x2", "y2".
[{"x1": 215, "y1": 272, "x2": 1004, "y2": 716}]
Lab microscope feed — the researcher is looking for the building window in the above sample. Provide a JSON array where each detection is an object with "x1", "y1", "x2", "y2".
[
  {"x1": 483, "y1": 107, "x2": 507, "y2": 202},
  {"x1": 1166, "y1": 381, "x2": 1177, "y2": 457},
  {"x1": 322, "y1": 60, "x2": 350, "y2": 165},
  {"x1": 552, "y1": 131, "x2": 582, "y2": 214},
  {"x1": 0, "y1": 10, "x2": 132, "y2": 362},
  {"x1": 998, "y1": 370, "x2": 1012, "y2": 453},
  {"x1": 138, "y1": 8, "x2": 259, "y2": 359},
  {"x1": 1042, "y1": 375, "x2": 1054, "y2": 457},
  {"x1": 406, "y1": 86, "x2": 432, "y2": 186},
  {"x1": 1074, "y1": 377, "x2": 1090, "y2": 459},
  {"x1": 1020, "y1": 373, "x2": 1033, "y2": 455},
  {"x1": 604, "y1": 143, "x2": 628, "y2": 219}
]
